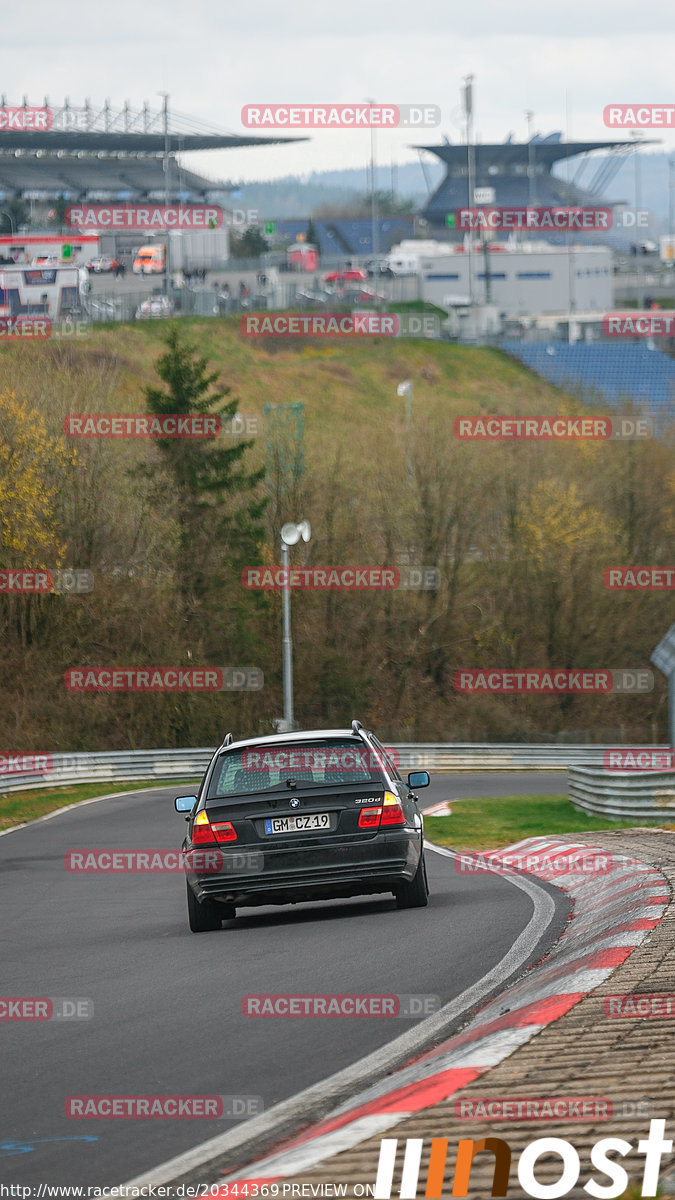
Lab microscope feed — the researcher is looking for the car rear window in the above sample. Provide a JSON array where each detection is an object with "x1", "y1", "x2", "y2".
[{"x1": 207, "y1": 740, "x2": 386, "y2": 798}]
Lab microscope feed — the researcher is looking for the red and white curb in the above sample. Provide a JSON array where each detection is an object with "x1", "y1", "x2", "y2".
[{"x1": 208, "y1": 836, "x2": 669, "y2": 1190}]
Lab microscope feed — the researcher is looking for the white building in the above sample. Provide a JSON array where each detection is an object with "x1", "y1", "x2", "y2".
[{"x1": 419, "y1": 242, "x2": 613, "y2": 318}]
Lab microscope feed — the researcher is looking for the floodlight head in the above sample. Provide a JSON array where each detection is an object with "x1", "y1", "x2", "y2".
[
  {"x1": 281, "y1": 520, "x2": 311, "y2": 546},
  {"x1": 281, "y1": 522, "x2": 301, "y2": 546}
]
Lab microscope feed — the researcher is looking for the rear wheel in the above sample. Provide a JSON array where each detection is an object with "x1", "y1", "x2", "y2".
[
  {"x1": 395, "y1": 850, "x2": 429, "y2": 909},
  {"x1": 187, "y1": 881, "x2": 223, "y2": 932}
]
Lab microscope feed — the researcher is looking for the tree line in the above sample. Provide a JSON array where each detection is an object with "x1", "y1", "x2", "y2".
[{"x1": 0, "y1": 325, "x2": 672, "y2": 751}]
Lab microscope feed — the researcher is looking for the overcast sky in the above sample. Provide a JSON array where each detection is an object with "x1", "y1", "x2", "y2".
[{"x1": 4, "y1": 0, "x2": 675, "y2": 187}]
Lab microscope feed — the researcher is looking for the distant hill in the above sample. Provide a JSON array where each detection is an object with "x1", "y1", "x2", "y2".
[
  {"x1": 231, "y1": 152, "x2": 674, "y2": 232},
  {"x1": 229, "y1": 161, "x2": 443, "y2": 219}
]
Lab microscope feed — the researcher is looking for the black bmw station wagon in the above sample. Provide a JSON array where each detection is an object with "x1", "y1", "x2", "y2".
[{"x1": 174, "y1": 720, "x2": 430, "y2": 932}]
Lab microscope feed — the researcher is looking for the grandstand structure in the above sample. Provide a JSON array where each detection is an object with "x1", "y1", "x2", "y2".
[
  {"x1": 0, "y1": 98, "x2": 305, "y2": 207},
  {"x1": 415, "y1": 133, "x2": 656, "y2": 242},
  {"x1": 501, "y1": 342, "x2": 675, "y2": 425}
]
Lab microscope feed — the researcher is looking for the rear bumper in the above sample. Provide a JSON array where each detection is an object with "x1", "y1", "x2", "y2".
[{"x1": 186, "y1": 831, "x2": 421, "y2": 907}]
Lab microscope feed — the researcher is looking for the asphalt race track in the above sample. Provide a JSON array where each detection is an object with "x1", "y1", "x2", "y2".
[{"x1": 0, "y1": 774, "x2": 568, "y2": 1186}]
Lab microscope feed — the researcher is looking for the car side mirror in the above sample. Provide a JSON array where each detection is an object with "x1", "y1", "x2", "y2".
[
  {"x1": 407, "y1": 771, "x2": 430, "y2": 790},
  {"x1": 174, "y1": 795, "x2": 197, "y2": 813}
]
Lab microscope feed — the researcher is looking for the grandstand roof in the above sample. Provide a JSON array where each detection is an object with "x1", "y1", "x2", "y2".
[
  {"x1": 414, "y1": 137, "x2": 643, "y2": 170},
  {"x1": 0, "y1": 99, "x2": 307, "y2": 152},
  {"x1": 0, "y1": 100, "x2": 307, "y2": 201},
  {"x1": 415, "y1": 135, "x2": 659, "y2": 228}
]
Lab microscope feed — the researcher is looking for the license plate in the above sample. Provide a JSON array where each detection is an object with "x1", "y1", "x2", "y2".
[{"x1": 264, "y1": 813, "x2": 331, "y2": 835}]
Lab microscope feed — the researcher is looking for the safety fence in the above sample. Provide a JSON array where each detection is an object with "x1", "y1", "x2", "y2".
[{"x1": 568, "y1": 764, "x2": 675, "y2": 820}]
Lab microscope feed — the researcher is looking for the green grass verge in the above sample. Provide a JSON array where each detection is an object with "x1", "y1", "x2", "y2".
[
  {"x1": 0, "y1": 779, "x2": 201, "y2": 832},
  {"x1": 3, "y1": 784, "x2": 669, "y2": 846},
  {"x1": 424, "y1": 793, "x2": 670, "y2": 852}
]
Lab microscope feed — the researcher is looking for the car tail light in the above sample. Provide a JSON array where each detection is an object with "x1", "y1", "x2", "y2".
[
  {"x1": 380, "y1": 791, "x2": 406, "y2": 826},
  {"x1": 211, "y1": 820, "x2": 237, "y2": 843},
  {"x1": 192, "y1": 810, "x2": 217, "y2": 845},
  {"x1": 358, "y1": 807, "x2": 382, "y2": 829}
]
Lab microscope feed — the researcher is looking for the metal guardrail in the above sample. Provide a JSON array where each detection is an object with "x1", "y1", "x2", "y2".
[
  {"x1": 392, "y1": 744, "x2": 611, "y2": 771},
  {"x1": 0, "y1": 749, "x2": 215, "y2": 796},
  {"x1": 568, "y1": 765, "x2": 675, "y2": 819},
  {"x1": 0, "y1": 743, "x2": 643, "y2": 797}
]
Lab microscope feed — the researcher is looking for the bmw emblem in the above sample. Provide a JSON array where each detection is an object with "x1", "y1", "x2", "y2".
[{"x1": 289, "y1": 797, "x2": 300, "y2": 808}]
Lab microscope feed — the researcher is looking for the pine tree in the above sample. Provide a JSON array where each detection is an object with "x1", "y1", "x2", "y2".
[{"x1": 141, "y1": 326, "x2": 267, "y2": 646}]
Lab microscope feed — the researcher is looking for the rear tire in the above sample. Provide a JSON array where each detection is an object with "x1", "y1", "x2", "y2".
[
  {"x1": 395, "y1": 850, "x2": 429, "y2": 909},
  {"x1": 187, "y1": 882, "x2": 223, "y2": 932}
]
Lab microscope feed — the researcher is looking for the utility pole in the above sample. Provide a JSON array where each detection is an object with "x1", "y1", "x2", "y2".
[
  {"x1": 526, "y1": 110, "x2": 537, "y2": 207},
  {"x1": 464, "y1": 76, "x2": 475, "y2": 306},
  {"x1": 159, "y1": 93, "x2": 172, "y2": 298},
  {"x1": 632, "y1": 133, "x2": 644, "y2": 309},
  {"x1": 662, "y1": 154, "x2": 667, "y2": 248},
  {"x1": 366, "y1": 98, "x2": 379, "y2": 260}
]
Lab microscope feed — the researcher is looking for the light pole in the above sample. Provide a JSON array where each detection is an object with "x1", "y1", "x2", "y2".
[
  {"x1": 525, "y1": 110, "x2": 537, "y2": 207},
  {"x1": 463, "y1": 76, "x2": 475, "y2": 306},
  {"x1": 662, "y1": 156, "x2": 667, "y2": 247},
  {"x1": 0, "y1": 210, "x2": 15, "y2": 235},
  {"x1": 397, "y1": 380, "x2": 413, "y2": 479},
  {"x1": 158, "y1": 92, "x2": 172, "y2": 298},
  {"x1": 279, "y1": 519, "x2": 311, "y2": 732},
  {"x1": 365, "y1": 98, "x2": 379, "y2": 261},
  {"x1": 631, "y1": 132, "x2": 644, "y2": 308}
]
